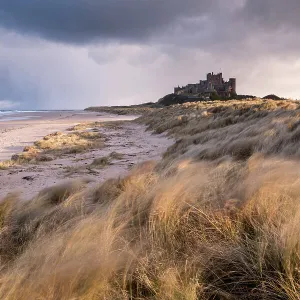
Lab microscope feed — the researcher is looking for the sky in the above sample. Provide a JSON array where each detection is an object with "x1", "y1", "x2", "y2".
[{"x1": 0, "y1": 0, "x2": 300, "y2": 109}]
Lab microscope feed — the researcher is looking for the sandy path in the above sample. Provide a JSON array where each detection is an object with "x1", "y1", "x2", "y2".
[{"x1": 0, "y1": 120, "x2": 173, "y2": 200}]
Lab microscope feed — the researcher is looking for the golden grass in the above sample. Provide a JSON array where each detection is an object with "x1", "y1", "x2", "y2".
[
  {"x1": 68, "y1": 120, "x2": 126, "y2": 131},
  {"x1": 1, "y1": 99, "x2": 300, "y2": 298},
  {"x1": 0, "y1": 158, "x2": 300, "y2": 298},
  {"x1": 0, "y1": 160, "x2": 16, "y2": 170},
  {"x1": 67, "y1": 121, "x2": 103, "y2": 131},
  {"x1": 34, "y1": 131, "x2": 104, "y2": 152},
  {"x1": 6, "y1": 130, "x2": 106, "y2": 167},
  {"x1": 138, "y1": 99, "x2": 300, "y2": 165}
]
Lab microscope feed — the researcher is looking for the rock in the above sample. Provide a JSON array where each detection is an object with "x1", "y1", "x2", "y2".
[
  {"x1": 22, "y1": 176, "x2": 34, "y2": 181},
  {"x1": 36, "y1": 155, "x2": 53, "y2": 162}
]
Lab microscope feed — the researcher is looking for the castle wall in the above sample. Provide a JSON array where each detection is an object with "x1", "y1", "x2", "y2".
[{"x1": 174, "y1": 72, "x2": 236, "y2": 97}]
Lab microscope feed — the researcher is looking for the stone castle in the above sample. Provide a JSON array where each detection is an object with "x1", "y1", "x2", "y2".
[{"x1": 174, "y1": 72, "x2": 236, "y2": 98}]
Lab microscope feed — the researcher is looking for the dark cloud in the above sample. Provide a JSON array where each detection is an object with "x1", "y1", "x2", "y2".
[
  {"x1": 0, "y1": 0, "x2": 215, "y2": 44},
  {"x1": 1, "y1": 0, "x2": 300, "y2": 47},
  {"x1": 240, "y1": 0, "x2": 300, "y2": 31}
]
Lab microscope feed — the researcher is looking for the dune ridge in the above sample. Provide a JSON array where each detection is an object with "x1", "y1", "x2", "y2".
[{"x1": 0, "y1": 99, "x2": 300, "y2": 299}]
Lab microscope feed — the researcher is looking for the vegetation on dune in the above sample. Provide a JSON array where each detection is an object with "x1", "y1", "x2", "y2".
[
  {"x1": 263, "y1": 94, "x2": 285, "y2": 100},
  {"x1": 1, "y1": 99, "x2": 300, "y2": 298},
  {"x1": 90, "y1": 152, "x2": 125, "y2": 169},
  {"x1": 0, "y1": 160, "x2": 17, "y2": 170},
  {"x1": 67, "y1": 120, "x2": 126, "y2": 131},
  {"x1": 85, "y1": 104, "x2": 158, "y2": 115},
  {"x1": 33, "y1": 131, "x2": 105, "y2": 153},
  {"x1": 4, "y1": 129, "x2": 107, "y2": 167},
  {"x1": 90, "y1": 156, "x2": 111, "y2": 168},
  {"x1": 138, "y1": 99, "x2": 300, "y2": 163},
  {"x1": 63, "y1": 151, "x2": 125, "y2": 176}
]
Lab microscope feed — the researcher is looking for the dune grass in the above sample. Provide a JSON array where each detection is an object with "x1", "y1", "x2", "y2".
[
  {"x1": 90, "y1": 156, "x2": 111, "y2": 168},
  {"x1": 62, "y1": 152, "x2": 125, "y2": 177},
  {"x1": 68, "y1": 120, "x2": 126, "y2": 131},
  {"x1": 0, "y1": 160, "x2": 16, "y2": 170},
  {"x1": 110, "y1": 151, "x2": 124, "y2": 160},
  {"x1": 1, "y1": 99, "x2": 300, "y2": 298},
  {"x1": 0, "y1": 158, "x2": 300, "y2": 299},
  {"x1": 6, "y1": 130, "x2": 106, "y2": 167}
]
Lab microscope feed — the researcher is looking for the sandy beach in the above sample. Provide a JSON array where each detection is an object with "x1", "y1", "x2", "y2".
[
  {"x1": 0, "y1": 111, "x2": 136, "y2": 161},
  {"x1": 0, "y1": 111, "x2": 172, "y2": 200}
]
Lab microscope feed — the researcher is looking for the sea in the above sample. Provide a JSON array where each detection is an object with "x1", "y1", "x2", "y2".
[{"x1": 0, "y1": 110, "x2": 78, "y2": 122}]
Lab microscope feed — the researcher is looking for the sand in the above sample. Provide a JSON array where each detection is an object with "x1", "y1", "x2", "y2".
[
  {"x1": 0, "y1": 111, "x2": 135, "y2": 161},
  {"x1": 0, "y1": 111, "x2": 173, "y2": 200}
]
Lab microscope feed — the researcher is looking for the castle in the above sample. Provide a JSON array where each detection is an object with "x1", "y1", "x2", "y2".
[{"x1": 174, "y1": 72, "x2": 236, "y2": 98}]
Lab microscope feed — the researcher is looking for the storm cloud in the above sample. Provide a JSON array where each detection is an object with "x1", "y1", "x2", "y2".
[
  {"x1": 0, "y1": 0, "x2": 215, "y2": 44},
  {"x1": 0, "y1": 0, "x2": 300, "y2": 109}
]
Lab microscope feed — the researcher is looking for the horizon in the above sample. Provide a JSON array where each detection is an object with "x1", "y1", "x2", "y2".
[{"x1": 1, "y1": 1, "x2": 300, "y2": 109}]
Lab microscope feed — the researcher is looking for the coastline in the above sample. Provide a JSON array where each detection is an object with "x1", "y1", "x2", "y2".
[
  {"x1": 0, "y1": 111, "x2": 172, "y2": 200},
  {"x1": 0, "y1": 111, "x2": 136, "y2": 161}
]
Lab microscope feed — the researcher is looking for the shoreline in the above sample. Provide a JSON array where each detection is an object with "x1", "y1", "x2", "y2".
[
  {"x1": 0, "y1": 112, "x2": 173, "y2": 200},
  {"x1": 0, "y1": 111, "x2": 136, "y2": 161}
]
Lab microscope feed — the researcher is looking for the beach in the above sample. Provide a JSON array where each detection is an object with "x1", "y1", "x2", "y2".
[
  {"x1": 0, "y1": 111, "x2": 136, "y2": 161},
  {"x1": 0, "y1": 110, "x2": 172, "y2": 200}
]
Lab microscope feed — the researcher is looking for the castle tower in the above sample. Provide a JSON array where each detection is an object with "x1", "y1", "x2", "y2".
[
  {"x1": 229, "y1": 78, "x2": 236, "y2": 94},
  {"x1": 207, "y1": 72, "x2": 223, "y2": 85}
]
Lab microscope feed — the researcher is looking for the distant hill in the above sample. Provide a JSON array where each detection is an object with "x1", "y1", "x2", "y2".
[
  {"x1": 263, "y1": 94, "x2": 284, "y2": 100},
  {"x1": 233, "y1": 94, "x2": 256, "y2": 100},
  {"x1": 158, "y1": 94, "x2": 190, "y2": 106},
  {"x1": 157, "y1": 93, "x2": 257, "y2": 106}
]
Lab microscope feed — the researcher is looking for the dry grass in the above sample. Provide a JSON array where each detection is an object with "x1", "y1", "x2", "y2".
[
  {"x1": 89, "y1": 152, "x2": 124, "y2": 169},
  {"x1": 34, "y1": 131, "x2": 104, "y2": 152},
  {"x1": 1, "y1": 99, "x2": 300, "y2": 298},
  {"x1": 0, "y1": 160, "x2": 16, "y2": 170},
  {"x1": 63, "y1": 165, "x2": 87, "y2": 176},
  {"x1": 110, "y1": 151, "x2": 124, "y2": 160},
  {"x1": 90, "y1": 156, "x2": 111, "y2": 168},
  {"x1": 68, "y1": 120, "x2": 126, "y2": 131},
  {"x1": 7, "y1": 130, "x2": 106, "y2": 166},
  {"x1": 67, "y1": 121, "x2": 104, "y2": 131},
  {"x1": 3, "y1": 121, "x2": 123, "y2": 169},
  {"x1": 85, "y1": 105, "x2": 157, "y2": 115},
  {"x1": 0, "y1": 158, "x2": 300, "y2": 299},
  {"x1": 62, "y1": 152, "x2": 124, "y2": 177},
  {"x1": 138, "y1": 99, "x2": 300, "y2": 165}
]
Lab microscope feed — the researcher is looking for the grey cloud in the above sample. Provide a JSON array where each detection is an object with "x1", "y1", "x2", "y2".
[
  {"x1": 1, "y1": 0, "x2": 300, "y2": 66},
  {"x1": 0, "y1": 0, "x2": 215, "y2": 44},
  {"x1": 1, "y1": 0, "x2": 300, "y2": 48},
  {"x1": 240, "y1": 0, "x2": 300, "y2": 31}
]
